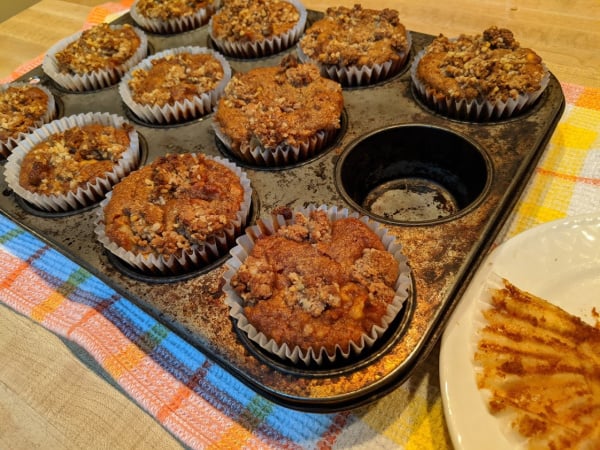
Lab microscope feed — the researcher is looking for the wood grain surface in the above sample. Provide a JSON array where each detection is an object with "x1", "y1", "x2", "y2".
[
  {"x1": 0, "y1": 1, "x2": 598, "y2": 448},
  {"x1": 0, "y1": 305, "x2": 182, "y2": 449},
  {"x1": 1, "y1": 0, "x2": 598, "y2": 86}
]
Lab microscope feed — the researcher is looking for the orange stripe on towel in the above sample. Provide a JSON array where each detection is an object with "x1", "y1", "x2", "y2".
[
  {"x1": 104, "y1": 343, "x2": 146, "y2": 379},
  {"x1": 537, "y1": 167, "x2": 600, "y2": 186},
  {"x1": 156, "y1": 385, "x2": 193, "y2": 422},
  {"x1": 577, "y1": 87, "x2": 600, "y2": 111},
  {"x1": 66, "y1": 308, "x2": 99, "y2": 338},
  {"x1": 208, "y1": 425, "x2": 255, "y2": 449},
  {"x1": 0, "y1": 258, "x2": 30, "y2": 290},
  {"x1": 30, "y1": 291, "x2": 67, "y2": 322}
]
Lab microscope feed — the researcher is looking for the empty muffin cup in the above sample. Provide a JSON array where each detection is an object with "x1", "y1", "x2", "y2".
[{"x1": 335, "y1": 124, "x2": 492, "y2": 225}]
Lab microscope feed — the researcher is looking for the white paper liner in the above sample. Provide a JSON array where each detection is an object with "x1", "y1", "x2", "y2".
[
  {"x1": 42, "y1": 25, "x2": 148, "y2": 92},
  {"x1": 212, "y1": 118, "x2": 337, "y2": 166},
  {"x1": 1, "y1": 82, "x2": 57, "y2": 158},
  {"x1": 297, "y1": 31, "x2": 412, "y2": 87},
  {"x1": 4, "y1": 112, "x2": 140, "y2": 212},
  {"x1": 470, "y1": 271, "x2": 505, "y2": 347},
  {"x1": 470, "y1": 272, "x2": 537, "y2": 450},
  {"x1": 222, "y1": 204, "x2": 412, "y2": 365},
  {"x1": 130, "y1": 0, "x2": 220, "y2": 34},
  {"x1": 410, "y1": 48, "x2": 550, "y2": 121},
  {"x1": 208, "y1": 0, "x2": 307, "y2": 58},
  {"x1": 469, "y1": 271, "x2": 598, "y2": 450},
  {"x1": 119, "y1": 46, "x2": 232, "y2": 124},
  {"x1": 94, "y1": 155, "x2": 253, "y2": 275}
]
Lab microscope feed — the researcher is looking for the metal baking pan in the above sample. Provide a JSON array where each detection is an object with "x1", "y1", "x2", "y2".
[{"x1": 0, "y1": 11, "x2": 564, "y2": 412}]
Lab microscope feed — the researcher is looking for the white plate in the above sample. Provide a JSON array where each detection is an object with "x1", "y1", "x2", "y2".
[{"x1": 439, "y1": 212, "x2": 600, "y2": 450}]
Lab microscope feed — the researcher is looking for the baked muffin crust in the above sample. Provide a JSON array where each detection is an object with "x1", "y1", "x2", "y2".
[
  {"x1": 299, "y1": 4, "x2": 409, "y2": 67},
  {"x1": 0, "y1": 85, "x2": 52, "y2": 143},
  {"x1": 416, "y1": 26, "x2": 545, "y2": 103},
  {"x1": 19, "y1": 123, "x2": 133, "y2": 195},
  {"x1": 127, "y1": 52, "x2": 225, "y2": 107},
  {"x1": 210, "y1": 0, "x2": 300, "y2": 43},
  {"x1": 214, "y1": 55, "x2": 343, "y2": 152},
  {"x1": 103, "y1": 153, "x2": 245, "y2": 257},
  {"x1": 55, "y1": 23, "x2": 142, "y2": 75},
  {"x1": 135, "y1": 0, "x2": 215, "y2": 21}
]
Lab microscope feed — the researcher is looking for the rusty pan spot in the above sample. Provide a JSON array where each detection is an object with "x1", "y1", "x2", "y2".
[{"x1": 364, "y1": 177, "x2": 459, "y2": 222}]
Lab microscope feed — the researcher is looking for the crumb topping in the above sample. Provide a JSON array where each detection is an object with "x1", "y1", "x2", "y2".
[
  {"x1": 211, "y1": 0, "x2": 300, "y2": 43},
  {"x1": 103, "y1": 153, "x2": 244, "y2": 257},
  {"x1": 135, "y1": 0, "x2": 215, "y2": 20},
  {"x1": 299, "y1": 4, "x2": 409, "y2": 67},
  {"x1": 55, "y1": 23, "x2": 141, "y2": 75},
  {"x1": 417, "y1": 26, "x2": 545, "y2": 102},
  {"x1": 214, "y1": 55, "x2": 343, "y2": 151},
  {"x1": 128, "y1": 52, "x2": 225, "y2": 107},
  {"x1": 0, "y1": 85, "x2": 50, "y2": 143},
  {"x1": 19, "y1": 123, "x2": 133, "y2": 195},
  {"x1": 230, "y1": 210, "x2": 400, "y2": 353}
]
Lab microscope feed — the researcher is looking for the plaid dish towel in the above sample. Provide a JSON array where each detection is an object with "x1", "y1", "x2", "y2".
[
  {"x1": 1, "y1": 2, "x2": 599, "y2": 449},
  {"x1": 0, "y1": 221, "x2": 447, "y2": 449},
  {"x1": 502, "y1": 83, "x2": 600, "y2": 237}
]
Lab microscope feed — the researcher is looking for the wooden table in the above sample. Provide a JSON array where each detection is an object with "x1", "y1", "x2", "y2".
[
  {"x1": 1, "y1": 0, "x2": 599, "y2": 86},
  {"x1": 1, "y1": 1, "x2": 599, "y2": 448}
]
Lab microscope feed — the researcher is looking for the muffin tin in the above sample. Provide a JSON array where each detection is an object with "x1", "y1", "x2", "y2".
[{"x1": 0, "y1": 10, "x2": 564, "y2": 412}]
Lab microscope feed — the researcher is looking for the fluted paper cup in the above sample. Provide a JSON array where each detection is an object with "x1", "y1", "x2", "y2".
[
  {"x1": 4, "y1": 112, "x2": 140, "y2": 212},
  {"x1": 94, "y1": 154, "x2": 252, "y2": 275},
  {"x1": 1, "y1": 82, "x2": 57, "y2": 158},
  {"x1": 42, "y1": 24, "x2": 148, "y2": 92},
  {"x1": 223, "y1": 204, "x2": 412, "y2": 365}
]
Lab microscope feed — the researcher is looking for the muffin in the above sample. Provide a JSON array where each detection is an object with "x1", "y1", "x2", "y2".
[
  {"x1": 297, "y1": 4, "x2": 411, "y2": 86},
  {"x1": 130, "y1": 0, "x2": 220, "y2": 34},
  {"x1": 0, "y1": 82, "x2": 57, "y2": 158},
  {"x1": 4, "y1": 112, "x2": 140, "y2": 212},
  {"x1": 209, "y1": 0, "x2": 307, "y2": 58},
  {"x1": 411, "y1": 26, "x2": 549, "y2": 121},
  {"x1": 119, "y1": 46, "x2": 232, "y2": 124},
  {"x1": 213, "y1": 55, "x2": 344, "y2": 166},
  {"x1": 223, "y1": 205, "x2": 411, "y2": 365},
  {"x1": 42, "y1": 23, "x2": 148, "y2": 92},
  {"x1": 95, "y1": 153, "x2": 252, "y2": 274}
]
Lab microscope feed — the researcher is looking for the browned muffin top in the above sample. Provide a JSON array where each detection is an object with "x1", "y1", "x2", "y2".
[
  {"x1": 299, "y1": 4, "x2": 409, "y2": 67},
  {"x1": 135, "y1": 0, "x2": 215, "y2": 20},
  {"x1": 19, "y1": 123, "x2": 133, "y2": 195},
  {"x1": 103, "y1": 153, "x2": 244, "y2": 257},
  {"x1": 214, "y1": 55, "x2": 343, "y2": 151},
  {"x1": 230, "y1": 209, "x2": 399, "y2": 353},
  {"x1": 0, "y1": 85, "x2": 51, "y2": 143},
  {"x1": 416, "y1": 26, "x2": 545, "y2": 102},
  {"x1": 55, "y1": 23, "x2": 141, "y2": 75},
  {"x1": 210, "y1": 0, "x2": 300, "y2": 43},
  {"x1": 127, "y1": 52, "x2": 225, "y2": 107}
]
